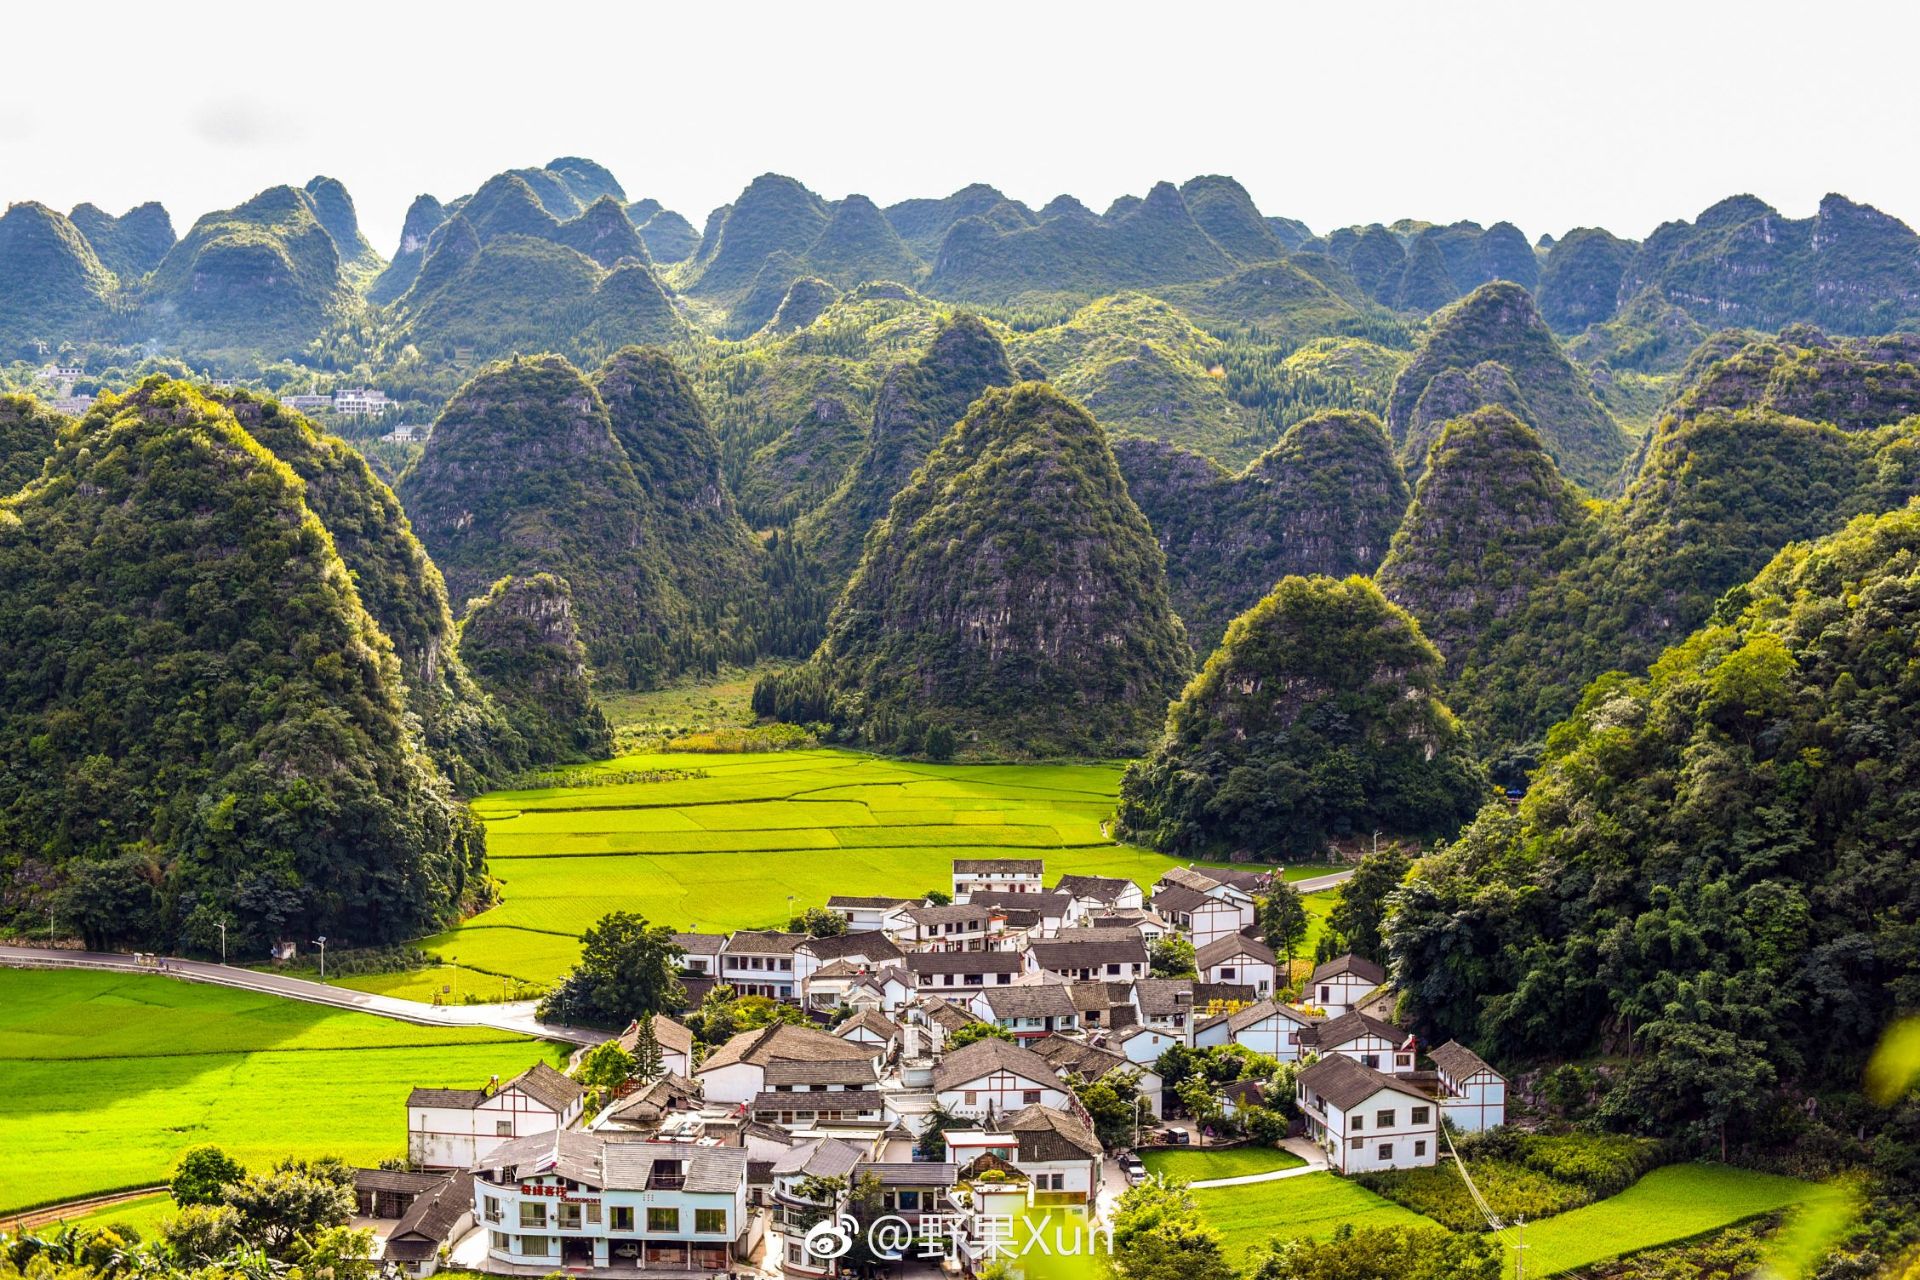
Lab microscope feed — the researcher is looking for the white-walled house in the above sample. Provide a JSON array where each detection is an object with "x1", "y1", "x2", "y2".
[
  {"x1": 905, "y1": 949, "x2": 1024, "y2": 994},
  {"x1": 1296, "y1": 1055, "x2": 1438, "y2": 1174},
  {"x1": 1202, "y1": 998, "x2": 1319, "y2": 1061},
  {"x1": 670, "y1": 932, "x2": 724, "y2": 981},
  {"x1": 695, "y1": 1023, "x2": 880, "y2": 1106},
  {"x1": 894, "y1": 904, "x2": 995, "y2": 952},
  {"x1": 827, "y1": 895, "x2": 916, "y2": 933},
  {"x1": 1030, "y1": 1035, "x2": 1165, "y2": 1119},
  {"x1": 1430, "y1": 1040, "x2": 1508, "y2": 1132},
  {"x1": 1026, "y1": 928, "x2": 1150, "y2": 982},
  {"x1": 1301, "y1": 1011, "x2": 1416, "y2": 1074},
  {"x1": 973, "y1": 983, "x2": 1081, "y2": 1039},
  {"x1": 614, "y1": 1014, "x2": 696, "y2": 1079},
  {"x1": 944, "y1": 1104, "x2": 1103, "y2": 1209},
  {"x1": 1194, "y1": 934, "x2": 1278, "y2": 996},
  {"x1": 471, "y1": 1133, "x2": 750, "y2": 1272},
  {"x1": 1111, "y1": 1024, "x2": 1182, "y2": 1066},
  {"x1": 792, "y1": 932, "x2": 905, "y2": 985},
  {"x1": 1150, "y1": 884, "x2": 1253, "y2": 949},
  {"x1": 952, "y1": 858, "x2": 1045, "y2": 899},
  {"x1": 931, "y1": 1038, "x2": 1071, "y2": 1119},
  {"x1": 407, "y1": 1063, "x2": 585, "y2": 1170},
  {"x1": 720, "y1": 931, "x2": 804, "y2": 999},
  {"x1": 1054, "y1": 874, "x2": 1144, "y2": 919},
  {"x1": 1306, "y1": 954, "x2": 1388, "y2": 1016}
]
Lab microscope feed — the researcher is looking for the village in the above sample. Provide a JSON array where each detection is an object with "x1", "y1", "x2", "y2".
[{"x1": 360, "y1": 858, "x2": 1508, "y2": 1279}]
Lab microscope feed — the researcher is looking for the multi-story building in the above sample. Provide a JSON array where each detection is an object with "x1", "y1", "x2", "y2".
[
  {"x1": 1305, "y1": 954, "x2": 1388, "y2": 1016},
  {"x1": 406, "y1": 1063, "x2": 585, "y2": 1170},
  {"x1": 905, "y1": 948, "x2": 1024, "y2": 995},
  {"x1": 1194, "y1": 934, "x2": 1278, "y2": 996},
  {"x1": 471, "y1": 1133, "x2": 750, "y2": 1272},
  {"x1": 1026, "y1": 928, "x2": 1150, "y2": 982},
  {"x1": 1430, "y1": 1040, "x2": 1508, "y2": 1132},
  {"x1": 719, "y1": 930, "x2": 803, "y2": 999},
  {"x1": 952, "y1": 858, "x2": 1044, "y2": 899},
  {"x1": 1296, "y1": 1055, "x2": 1438, "y2": 1174}
]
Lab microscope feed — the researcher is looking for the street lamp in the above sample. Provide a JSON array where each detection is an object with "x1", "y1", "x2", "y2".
[
  {"x1": 216, "y1": 919, "x2": 228, "y2": 966},
  {"x1": 314, "y1": 936, "x2": 328, "y2": 980}
]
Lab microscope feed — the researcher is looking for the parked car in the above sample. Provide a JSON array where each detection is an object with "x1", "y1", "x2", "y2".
[
  {"x1": 1120, "y1": 1154, "x2": 1147, "y2": 1186},
  {"x1": 1155, "y1": 1128, "x2": 1191, "y2": 1146}
]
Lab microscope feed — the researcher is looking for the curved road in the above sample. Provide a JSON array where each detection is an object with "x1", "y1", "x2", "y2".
[{"x1": 0, "y1": 945, "x2": 608, "y2": 1046}]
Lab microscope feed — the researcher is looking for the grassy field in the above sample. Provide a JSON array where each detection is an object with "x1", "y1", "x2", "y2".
[
  {"x1": 1143, "y1": 1145, "x2": 1307, "y2": 1180},
  {"x1": 27, "y1": 1192, "x2": 177, "y2": 1237},
  {"x1": 401, "y1": 748, "x2": 1336, "y2": 992},
  {"x1": 0, "y1": 969, "x2": 565, "y2": 1213},
  {"x1": 1524, "y1": 1164, "x2": 1842, "y2": 1276},
  {"x1": 1191, "y1": 1171, "x2": 1442, "y2": 1262}
]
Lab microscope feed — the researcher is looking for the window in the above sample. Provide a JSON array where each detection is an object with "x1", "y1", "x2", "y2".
[
  {"x1": 1350, "y1": 1114, "x2": 1364, "y2": 1130},
  {"x1": 1319, "y1": 986, "x2": 1330, "y2": 1002},
  {"x1": 1376, "y1": 1109, "x2": 1396, "y2": 1128},
  {"x1": 1411, "y1": 1106, "x2": 1430, "y2": 1124},
  {"x1": 1350, "y1": 1137, "x2": 1363, "y2": 1149},
  {"x1": 558, "y1": 1204, "x2": 582, "y2": 1230},
  {"x1": 1414, "y1": 1140, "x2": 1427, "y2": 1157},
  {"x1": 1396, "y1": 1054, "x2": 1412, "y2": 1069},
  {"x1": 1362, "y1": 1054, "x2": 1380, "y2": 1069},
  {"x1": 490, "y1": 1231, "x2": 509, "y2": 1251},
  {"x1": 520, "y1": 1203, "x2": 546, "y2": 1228},
  {"x1": 1378, "y1": 1143, "x2": 1393, "y2": 1160},
  {"x1": 485, "y1": 1196, "x2": 502, "y2": 1224},
  {"x1": 611, "y1": 1206, "x2": 634, "y2": 1233},
  {"x1": 520, "y1": 1236, "x2": 551, "y2": 1257},
  {"x1": 898, "y1": 1191, "x2": 921, "y2": 1212},
  {"x1": 964, "y1": 1090, "x2": 978, "y2": 1105},
  {"x1": 494, "y1": 1117, "x2": 514, "y2": 1136},
  {"x1": 695, "y1": 1209, "x2": 727, "y2": 1234},
  {"x1": 1107, "y1": 963, "x2": 1121, "y2": 976},
  {"x1": 1219, "y1": 966, "x2": 1236, "y2": 980},
  {"x1": 1024, "y1": 1090, "x2": 1042, "y2": 1104},
  {"x1": 648, "y1": 1207, "x2": 679, "y2": 1233},
  {"x1": 586, "y1": 1203, "x2": 602, "y2": 1225}
]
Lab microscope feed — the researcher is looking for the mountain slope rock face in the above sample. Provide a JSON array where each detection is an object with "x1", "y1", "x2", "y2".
[
  {"x1": 1377, "y1": 405, "x2": 1590, "y2": 683},
  {"x1": 221, "y1": 390, "x2": 518, "y2": 790},
  {"x1": 884, "y1": 184, "x2": 1023, "y2": 257},
  {"x1": 557, "y1": 195, "x2": 650, "y2": 267},
  {"x1": 1116, "y1": 409, "x2": 1411, "y2": 653},
  {"x1": 1387, "y1": 281, "x2": 1629, "y2": 490},
  {"x1": 803, "y1": 194, "x2": 923, "y2": 287},
  {"x1": 1401, "y1": 361, "x2": 1528, "y2": 484},
  {"x1": 0, "y1": 394, "x2": 64, "y2": 494},
  {"x1": 798, "y1": 313, "x2": 1015, "y2": 586},
  {"x1": 1178, "y1": 174, "x2": 1285, "y2": 264},
  {"x1": 398, "y1": 354, "x2": 677, "y2": 673},
  {"x1": 0, "y1": 379, "x2": 485, "y2": 951},
  {"x1": 67, "y1": 201, "x2": 176, "y2": 280},
  {"x1": 140, "y1": 185, "x2": 348, "y2": 353},
  {"x1": 1537, "y1": 227, "x2": 1635, "y2": 333},
  {"x1": 303, "y1": 175, "x2": 382, "y2": 274},
  {"x1": 370, "y1": 194, "x2": 447, "y2": 304},
  {"x1": 590, "y1": 346, "x2": 762, "y2": 610},
  {"x1": 1668, "y1": 327, "x2": 1920, "y2": 431},
  {"x1": 690, "y1": 173, "x2": 830, "y2": 299},
  {"x1": 769, "y1": 381, "x2": 1191, "y2": 757},
  {"x1": 1117, "y1": 574, "x2": 1485, "y2": 858},
  {"x1": 635, "y1": 208, "x2": 699, "y2": 262},
  {"x1": 459, "y1": 573, "x2": 613, "y2": 765},
  {"x1": 0, "y1": 202, "x2": 117, "y2": 346}
]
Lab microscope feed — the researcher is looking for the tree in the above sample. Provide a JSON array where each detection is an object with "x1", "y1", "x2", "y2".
[
  {"x1": 1069, "y1": 1070, "x2": 1151, "y2": 1148},
  {"x1": 923, "y1": 888, "x2": 953, "y2": 906},
  {"x1": 159, "y1": 1205, "x2": 242, "y2": 1261},
  {"x1": 630, "y1": 1016, "x2": 664, "y2": 1080},
  {"x1": 1150, "y1": 935, "x2": 1197, "y2": 979},
  {"x1": 170, "y1": 1145, "x2": 246, "y2": 1208},
  {"x1": 1327, "y1": 843, "x2": 1413, "y2": 963},
  {"x1": 537, "y1": 911, "x2": 686, "y2": 1029},
  {"x1": 1176, "y1": 1077, "x2": 1226, "y2": 1132},
  {"x1": 1249, "y1": 1224, "x2": 1499, "y2": 1280},
  {"x1": 1260, "y1": 884, "x2": 1310, "y2": 974},
  {"x1": 285, "y1": 1225, "x2": 378, "y2": 1280},
  {"x1": 1109, "y1": 1179, "x2": 1239, "y2": 1280},
  {"x1": 223, "y1": 1157, "x2": 354, "y2": 1254},
  {"x1": 787, "y1": 906, "x2": 848, "y2": 938},
  {"x1": 946, "y1": 1021, "x2": 1014, "y2": 1050},
  {"x1": 918, "y1": 1102, "x2": 965, "y2": 1159},
  {"x1": 576, "y1": 1040, "x2": 637, "y2": 1091}
]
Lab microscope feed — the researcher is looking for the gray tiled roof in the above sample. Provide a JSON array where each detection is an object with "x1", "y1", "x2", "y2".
[
  {"x1": 1308, "y1": 953, "x2": 1388, "y2": 986},
  {"x1": 931, "y1": 1036, "x2": 1065, "y2": 1092}
]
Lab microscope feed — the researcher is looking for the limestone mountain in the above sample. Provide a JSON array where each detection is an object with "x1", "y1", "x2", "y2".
[
  {"x1": 766, "y1": 277, "x2": 839, "y2": 334},
  {"x1": 758, "y1": 382, "x2": 1191, "y2": 757},
  {"x1": 138, "y1": 185, "x2": 350, "y2": 354},
  {"x1": 1158, "y1": 256, "x2": 1379, "y2": 344},
  {"x1": 1386, "y1": 281, "x2": 1629, "y2": 489},
  {"x1": 1536, "y1": 227, "x2": 1634, "y2": 333},
  {"x1": 369, "y1": 194, "x2": 448, "y2": 304},
  {"x1": 1116, "y1": 574, "x2": 1485, "y2": 858},
  {"x1": 797, "y1": 313, "x2": 1016, "y2": 587},
  {"x1": 1116, "y1": 409, "x2": 1411, "y2": 653},
  {"x1": 0, "y1": 201, "x2": 117, "y2": 347},
  {"x1": 1376, "y1": 406, "x2": 1591, "y2": 738},
  {"x1": 1618, "y1": 193, "x2": 1920, "y2": 334},
  {"x1": 1392, "y1": 231, "x2": 1460, "y2": 312},
  {"x1": 927, "y1": 181, "x2": 1234, "y2": 302},
  {"x1": 0, "y1": 395, "x2": 64, "y2": 494},
  {"x1": 688, "y1": 173, "x2": 830, "y2": 299},
  {"x1": 556, "y1": 195, "x2": 651, "y2": 267},
  {"x1": 397, "y1": 354, "x2": 678, "y2": 677},
  {"x1": 67, "y1": 201, "x2": 175, "y2": 280},
  {"x1": 1399, "y1": 361, "x2": 1528, "y2": 484},
  {"x1": 1179, "y1": 175, "x2": 1286, "y2": 264},
  {"x1": 589, "y1": 346, "x2": 762, "y2": 612},
  {"x1": 303, "y1": 175, "x2": 382, "y2": 277},
  {"x1": 0, "y1": 379, "x2": 485, "y2": 951},
  {"x1": 633, "y1": 206, "x2": 699, "y2": 262},
  {"x1": 884, "y1": 184, "x2": 1026, "y2": 258},
  {"x1": 459, "y1": 573, "x2": 613, "y2": 765},
  {"x1": 219, "y1": 389, "x2": 517, "y2": 790},
  {"x1": 802, "y1": 194, "x2": 923, "y2": 287},
  {"x1": 1668, "y1": 326, "x2": 1920, "y2": 430}
]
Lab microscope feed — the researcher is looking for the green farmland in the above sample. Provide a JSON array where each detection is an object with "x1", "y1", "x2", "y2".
[
  {"x1": 1191, "y1": 1171, "x2": 1442, "y2": 1262},
  {"x1": 1142, "y1": 1146, "x2": 1307, "y2": 1181},
  {"x1": 380, "y1": 748, "x2": 1331, "y2": 996},
  {"x1": 0, "y1": 969, "x2": 564, "y2": 1213}
]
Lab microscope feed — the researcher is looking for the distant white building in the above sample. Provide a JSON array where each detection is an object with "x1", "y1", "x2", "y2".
[
  {"x1": 1195, "y1": 997, "x2": 1319, "y2": 1061},
  {"x1": 719, "y1": 930, "x2": 803, "y2": 999},
  {"x1": 383, "y1": 423, "x2": 429, "y2": 443},
  {"x1": 952, "y1": 858, "x2": 1044, "y2": 899},
  {"x1": 282, "y1": 393, "x2": 332, "y2": 412},
  {"x1": 694, "y1": 1023, "x2": 879, "y2": 1106},
  {"x1": 1194, "y1": 934, "x2": 1278, "y2": 995},
  {"x1": 1306, "y1": 954, "x2": 1388, "y2": 1016},
  {"x1": 931, "y1": 1037, "x2": 1071, "y2": 1120},
  {"x1": 406, "y1": 1062, "x2": 585, "y2": 1170},
  {"x1": 333, "y1": 387, "x2": 391, "y2": 415},
  {"x1": 1301, "y1": 1011, "x2": 1417, "y2": 1074},
  {"x1": 1296, "y1": 1055, "x2": 1438, "y2": 1174},
  {"x1": 51, "y1": 394, "x2": 94, "y2": 416},
  {"x1": 826, "y1": 895, "x2": 915, "y2": 933},
  {"x1": 1150, "y1": 869, "x2": 1255, "y2": 948}
]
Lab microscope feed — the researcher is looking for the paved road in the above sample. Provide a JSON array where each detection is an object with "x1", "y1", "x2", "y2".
[
  {"x1": 1289, "y1": 869, "x2": 1355, "y2": 894},
  {"x1": 0, "y1": 945, "x2": 607, "y2": 1046},
  {"x1": 1188, "y1": 1136, "x2": 1329, "y2": 1187}
]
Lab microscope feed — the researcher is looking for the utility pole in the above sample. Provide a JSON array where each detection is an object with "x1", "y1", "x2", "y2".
[
  {"x1": 315, "y1": 936, "x2": 328, "y2": 980},
  {"x1": 48, "y1": 907, "x2": 55, "y2": 947},
  {"x1": 216, "y1": 920, "x2": 228, "y2": 966},
  {"x1": 1513, "y1": 1217, "x2": 1527, "y2": 1280}
]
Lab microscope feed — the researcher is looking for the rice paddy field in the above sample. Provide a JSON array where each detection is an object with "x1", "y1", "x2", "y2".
[
  {"x1": 1142, "y1": 1145, "x2": 1307, "y2": 1180},
  {"x1": 1191, "y1": 1171, "x2": 1442, "y2": 1262},
  {"x1": 349, "y1": 748, "x2": 1337, "y2": 1000},
  {"x1": 0, "y1": 968, "x2": 565, "y2": 1214}
]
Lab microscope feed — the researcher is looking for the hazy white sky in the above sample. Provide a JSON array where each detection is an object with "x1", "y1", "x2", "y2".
[{"x1": 5, "y1": 0, "x2": 1916, "y2": 254}]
